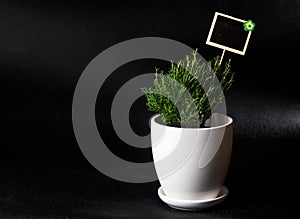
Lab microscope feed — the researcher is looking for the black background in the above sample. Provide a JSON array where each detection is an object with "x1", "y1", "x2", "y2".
[{"x1": 1, "y1": 0, "x2": 300, "y2": 218}]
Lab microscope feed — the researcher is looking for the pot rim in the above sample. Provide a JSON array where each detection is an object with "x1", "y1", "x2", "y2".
[{"x1": 151, "y1": 113, "x2": 233, "y2": 131}]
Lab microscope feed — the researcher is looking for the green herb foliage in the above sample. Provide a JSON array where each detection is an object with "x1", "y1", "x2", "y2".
[{"x1": 141, "y1": 50, "x2": 235, "y2": 128}]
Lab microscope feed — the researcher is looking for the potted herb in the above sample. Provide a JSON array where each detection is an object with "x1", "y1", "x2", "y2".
[{"x1": 141, "y1": 50, "x2": 235, "y2": 210}]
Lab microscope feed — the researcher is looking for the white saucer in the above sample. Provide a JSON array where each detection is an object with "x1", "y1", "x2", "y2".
[{"x1": 157, "y1": 186, "x2": 228, "y2": 211}]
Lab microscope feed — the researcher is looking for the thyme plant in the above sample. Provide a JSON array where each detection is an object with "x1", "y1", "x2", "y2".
[{"x1": 141, "y1": 50, "x2": 235, "y2": 128}]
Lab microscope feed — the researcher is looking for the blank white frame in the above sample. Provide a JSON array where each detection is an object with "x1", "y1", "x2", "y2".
[{"x1": 206, "y1": 12, "x2": 252, "y2": 55}]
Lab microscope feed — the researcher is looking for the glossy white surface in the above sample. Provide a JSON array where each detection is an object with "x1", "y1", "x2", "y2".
[
  {"x1": 151, "y1": 114, "x2": 233, "y2": 200},
  {"x1": 158, "y1": 186, "x2": 228, "y2": 211}
]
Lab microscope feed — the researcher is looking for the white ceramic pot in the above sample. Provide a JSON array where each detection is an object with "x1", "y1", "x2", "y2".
[{"x1": 151, "y1": 113, "x2": 233, "y2": 200}]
